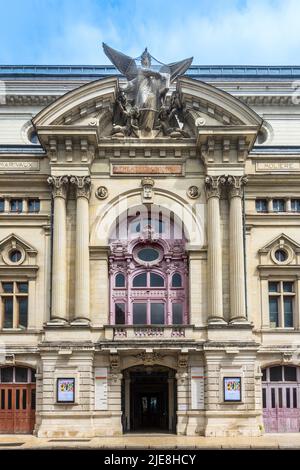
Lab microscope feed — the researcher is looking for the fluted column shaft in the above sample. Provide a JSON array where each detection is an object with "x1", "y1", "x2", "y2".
[
  {"x1": 205, "y1": 175, "x2": 226, "y2": 323},
  {"x1": 47, "y1": 176, "x2": 69, "y2": 322},
  {"x1": 71, "y1": 176, "x2": 91, "y2": 322},
  {"x1": 228, "y1": 175, "x2": 247, "y2": 322}
]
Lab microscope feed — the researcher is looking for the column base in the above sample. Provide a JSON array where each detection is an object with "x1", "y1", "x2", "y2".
[
  {"x1": 229, "y1": 316, "x2": 249, "y2": 324},
  {"x1": 70, "y1": 318, "x2": 90, "y2": 326},
  {"x1": 208, "y1": 316, "x2": 227, "y2": 324},
  {"x1": 46, "y1": 318, "x2": 68, "y2": 326}
]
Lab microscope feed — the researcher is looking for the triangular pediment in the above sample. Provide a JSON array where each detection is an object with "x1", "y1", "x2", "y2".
[
  {"x1": 259, "y1": 233, "x2": 300, "y2": 253},
  {"x1": 0, "y1": 233, "x2": 38, "y2": 253}
]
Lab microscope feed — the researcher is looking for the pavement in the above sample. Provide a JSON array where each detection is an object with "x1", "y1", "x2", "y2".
[{"x1": 0, "y1": 433, "x2": 300, "y2": 449}]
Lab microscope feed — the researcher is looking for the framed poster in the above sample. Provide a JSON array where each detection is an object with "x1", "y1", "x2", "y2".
[
  {"x1": 223, "y1": 377, "x2": 242, "y2": 402},
  {"x1": 57, "y1": 378, "x2": 75, "y2": 403}
]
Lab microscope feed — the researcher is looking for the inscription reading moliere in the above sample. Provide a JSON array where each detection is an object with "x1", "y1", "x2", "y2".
[{"x1": 256, "y1": 161, "x2": 300, "y2": 172}]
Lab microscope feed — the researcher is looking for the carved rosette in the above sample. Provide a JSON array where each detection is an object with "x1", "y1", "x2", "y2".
[
  {"x1": 47, "y1": 175, "x2": 69, "y2": 199},
  {"x1": 227, "y1": 175, "x2": 248, "y2": 198},
  {"x1": 204, "y1": 175, "x2": 226, "y2": 199},
  {"x1": 70, "y1": 175, "x2": 91, "y2": 199}
]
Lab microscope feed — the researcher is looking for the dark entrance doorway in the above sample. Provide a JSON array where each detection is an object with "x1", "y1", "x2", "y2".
[
  {"x1": 0, "y1": 367, "x2": 36, "y2": 434},
  {"x1": 122, "y1": 366, "x2": 176, "y2": 433}
]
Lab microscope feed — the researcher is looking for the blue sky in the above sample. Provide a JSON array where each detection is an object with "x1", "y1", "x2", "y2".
[{"x1": 1, "y1": 0, "x2": 300, "y2": 65}]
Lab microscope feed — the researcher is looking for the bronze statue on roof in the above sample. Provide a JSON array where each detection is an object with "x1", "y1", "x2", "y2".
[{"x1": 103, "y1": 43, "x2": 193, "y2": 137}]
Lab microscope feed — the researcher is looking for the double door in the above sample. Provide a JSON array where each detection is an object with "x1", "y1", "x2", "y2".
[
  {"x1": 0, "y1": 384, "x2": 36, "y2": 433},
  {"x1": 263, "y1": 383, "x2": 300, "y2": 432}
]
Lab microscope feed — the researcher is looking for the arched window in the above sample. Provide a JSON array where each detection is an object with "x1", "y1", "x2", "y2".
[
  {"x1": 115, "y1": 273, "x2": 125, "y2": 288},
  {"x1": 172, "y1": 273, "x2": 182, "y2": 288},
  {"x1": 109, "y1": 210, "x2": 188, "y2": 326}
]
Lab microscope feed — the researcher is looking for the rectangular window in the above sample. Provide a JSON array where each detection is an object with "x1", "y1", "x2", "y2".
[
  {"x1": 284, "y1": 366, "x2": 297, "y2": 381},
  {"x1": 172, "y1": 303, "x2": 183, "y2": 324},
  {"x1": 270, "y1": 366, "x2": 283, "y2": 381},
  {"x1": 28, "y1": 199, "x2": 40, "y2": 213},
  {"x1": 133, "y1": 303, "x2": 147, "y2": 325},
  {"x1": 10, "y1": 199, "x2": 23, "y2": 212},
  {"x1": 150, "y1": 303, "x2": 164, "y2": 324},
  {"x1": 262, "y1": 388, "x2": 266, "y2": 408},
  {"x1": 18, "y1": 298, "x2": 28, "y2": 328},
  {"x1": 0, "y1": 199, "x2": 4, "y2": 212},
  {"x1": 272, "y1": 199, "x2": 285, "y2": 212},
  {"x1": 284, "y1": 297, "x2": 293, "y2": 327},
  {"x1": 269, "y1": 297, "x2": 279, "y2": 327},
  {"x1": 115, "y1": 303, "x2": 125, "y2": 325},
  {"x1": 0, "y1": 281, "x2": 29, "y2": 329},
  {"x1": 291, "y1": 199, "x2": 300, "y2": 212},
  {"x1": 268, "y1": 281, "x2": 295, "y2": 328},
  {"x1": 3, "y1": 298, "x2": 13, "y2": 328},
  {"x1": 255, "y1": 199, "x2": 268, "y2": 212},
  {"x1": 286, "y1": 388, "x2": 291, "y2": 408}
]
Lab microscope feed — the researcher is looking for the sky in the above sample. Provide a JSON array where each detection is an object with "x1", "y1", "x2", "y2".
[{"x1": 1, "y1": 0, "x2": 300, "y2": 65}]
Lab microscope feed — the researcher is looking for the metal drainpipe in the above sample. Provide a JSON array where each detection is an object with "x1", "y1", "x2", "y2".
[
  {"x1": 242, "y1": 185, "x2": 248, "y2": 320},
  {"x1": 49, "y1": 194, "x2": 54, "y2": 316}
]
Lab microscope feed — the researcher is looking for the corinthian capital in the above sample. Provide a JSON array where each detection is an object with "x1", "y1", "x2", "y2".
[
  {"x1": 47, "y1": 175, "x2": 69, "y2": 199},
  {"x1": 70, "y1": 175, "x2": 91, "y2": 199},
  {"x1": 227, "y1": 175, "x2": 248, "y2": 198},
  {"x1": 204, "y1": 175, "x2": 226, "y2": 199}
]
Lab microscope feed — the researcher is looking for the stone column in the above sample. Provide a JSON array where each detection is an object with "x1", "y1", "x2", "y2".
[
  {"x1": 47, "y1": 176, "x2": 69, "y2": 322},
  {"x1": 70, "y1": 176, "x2": 91, "y2": 323},
  {"x1": 227, "y1": 175, "x2": 247, "y2": 322},
  {"x1": 204, "y1": 175, "x2": 226, "y2": 323}
]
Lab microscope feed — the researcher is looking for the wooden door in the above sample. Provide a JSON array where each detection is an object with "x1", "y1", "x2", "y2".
[{"x1": 0, "y1": 384, "x2": 36, "y2": 434}]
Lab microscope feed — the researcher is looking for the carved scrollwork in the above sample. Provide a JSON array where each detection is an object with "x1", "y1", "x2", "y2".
[
  {"x1": 70, "y1": 175, "x2": 91, "y2": 199},
  {"x1": 47, "y1": 175, "x2": 69, "y2": 199},
  {"x1": 227, "y1": 175, "x2": 248, "y2": 198},
  {"x1": 204, "y1": 175, "x2": 226, "y2": 199}
]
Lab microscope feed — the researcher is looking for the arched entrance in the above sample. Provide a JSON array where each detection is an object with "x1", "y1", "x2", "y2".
[
  {"x1": 0, "y1": 366, "x2": 36, "y2": 434},
  {"x1": 262, "y1": 365, "x2": 300, "y2": 432},
  {"x1": 122, "y1": 366, "x2": 177, "y2": 433}
]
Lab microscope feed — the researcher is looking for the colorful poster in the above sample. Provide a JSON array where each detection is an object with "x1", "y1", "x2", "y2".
[
  {"x1": 57, "y1": 378, "x2": 75, "y2": 403},
  {"x1": 223, "y1": 377, "x2": 241, "y2": 402}
]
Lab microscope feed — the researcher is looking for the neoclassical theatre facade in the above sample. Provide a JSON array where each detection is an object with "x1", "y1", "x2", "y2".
[{"x1": 0, "y1": 50, "x2": 300, "y2": 437}]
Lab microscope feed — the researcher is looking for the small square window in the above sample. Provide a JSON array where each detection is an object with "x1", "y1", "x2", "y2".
[
  {"x1": 291, "y1": 199, "x2": 300, "y2": 212},
  {"x1": 0, "y1": 199, "x2": 4, "y2": 212},
  {"x1": 2, "y1": 282, "x2": 13, "y2": 293},
  {"x1": 273, "y1": 199, "x2": 285, "y2": 212},
  {"x1": 10, "y1": 199, "x2": 23, "y2": 213},
  {"x1": 270, "y1": 366, "x2": 283, "y2": 381},
  {"x1": 28, "y1": 199, "x2": 40, "y2": 213},
  {"x1": 283, "y1": 282, "x2": 294, "y2": 293},
  {"x1": 268, "y1": 282, "x2": 279, "y2": 292},
  {"x1": 255, "y1": 199, "x2": 268, "y2": 212}
]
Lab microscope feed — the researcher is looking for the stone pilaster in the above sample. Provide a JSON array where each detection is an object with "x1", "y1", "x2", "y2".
[
  {"x1": 70, "y1": 176, "x2": 91, "y2": 323},
  {"x1": 205, "y1": 175, "x2": 226, "y2": 323},
  {"x1": 227, "y1": 175, "x2": 247, "y2": 322},
  {"x1": 47, "y1": 175, "x2": 69, "y2": 322}
]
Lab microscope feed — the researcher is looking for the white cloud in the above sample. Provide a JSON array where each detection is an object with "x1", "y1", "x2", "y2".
[{"x1": 38, "y1": 0, "x2": 300, "y2": 65}]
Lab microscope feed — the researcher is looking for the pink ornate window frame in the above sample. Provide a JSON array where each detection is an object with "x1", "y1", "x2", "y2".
[{"x1": 109, "y1": 224, "x2": 188, "y2": 325}]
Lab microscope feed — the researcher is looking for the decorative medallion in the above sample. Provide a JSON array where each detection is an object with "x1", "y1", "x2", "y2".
[
  {"x1": 95, "y1": 186, "x2": 108, "y2": 200},
  {"x1": 187, "y1": 185, "x2": 200, "y2": 199}
]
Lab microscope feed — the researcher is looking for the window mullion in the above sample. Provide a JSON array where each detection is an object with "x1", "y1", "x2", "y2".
[{"x1": 280, "y1": 292, "x2": 284, "y2": 328}]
